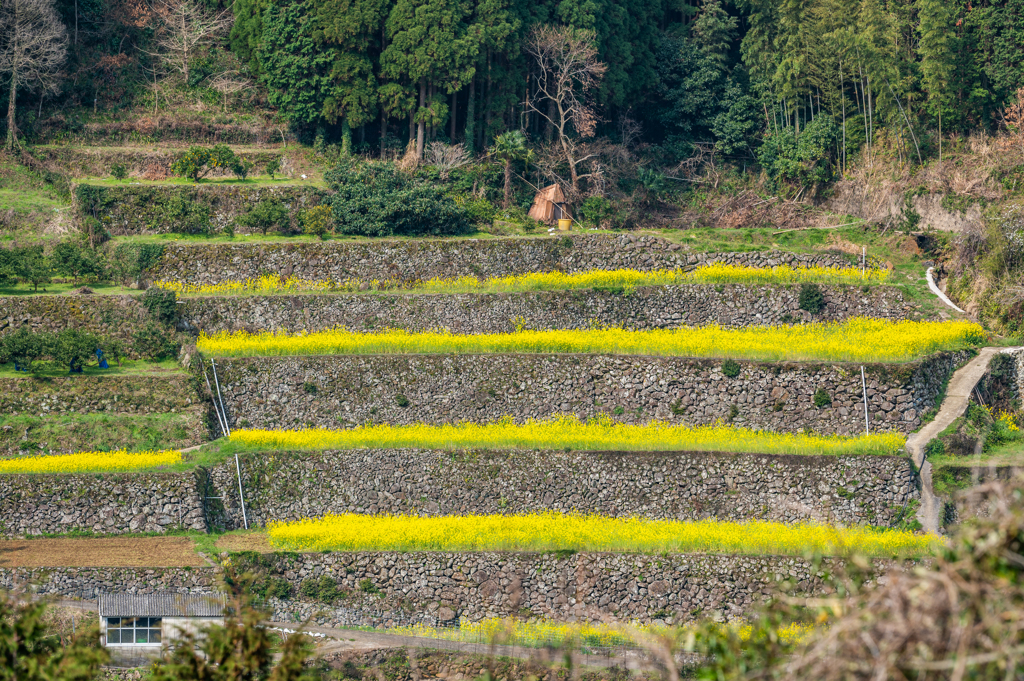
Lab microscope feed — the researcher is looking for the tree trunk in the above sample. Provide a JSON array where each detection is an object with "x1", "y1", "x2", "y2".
[
  {"x1": 450, "y1": 90, "x2": 457, "y2": 141},
  {"x1": 380, "y1": 109, "x2": 387, "y2": 158},
  {"x1": 341, "y1": 118, "x2": 352, "y2": 155},
  {"x1": 6, "y1": 75, "x2": 17, "y2": 151},
  {"x1": 416, "y1": 79, "x2": 426, "y2": 159},
  {"x1": 465, "y1": 76, "x2": 476, "y2": 154},
  {"x1": 503, "y1": 158, "x2": 512, "y2": 208},
  {"x1": 484, "y1": 50, "x2": 493, "y2": 147}
]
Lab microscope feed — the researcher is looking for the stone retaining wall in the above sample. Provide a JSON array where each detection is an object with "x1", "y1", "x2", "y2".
[
  {"x1": 216, "y1": 351, "x2": 971, "y2": 435},
  {"x1": 0, "y1": 447, "x2": 914, "y2": 537},
  {"x1": 150, "y1": 234, "x2": 869, "y2": 286},
  {"x1": 0, "y1": 374, "x2": 198, "y2": 417},
  {"x1": 0, "y1": 566, "x2": 217, "y2": 598},
  {"x1": 77, "y1": 184, "x2": 329, "y2": 236},
  {"x1": 233, "y1": 551, "x2": 879, "y2": 627},
  {"x1": 204, "y1": 449, "x2": 917, "y2": 532},
  {"x1": 1, "y1": 552, "x2": 878, "y2": 627},
  {"x1": 0, "y1": 472, "x2": 207, "y2": 537},
  {"x1": 179, "y1": 284, "x2": 912, "y2": 336},
  {"x1": 0, "y1": 295, "x2": 152, "y2": 351}
]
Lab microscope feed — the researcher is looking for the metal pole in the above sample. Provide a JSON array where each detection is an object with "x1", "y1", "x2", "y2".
[
  {"x1": 862, "y1": 366, "x2": 870, "y2": 435},
  {"x1": 233, "y1": 447, "x2": 249, "y2": 530},
  {"x1": 211, "y1": 359, "x2": 247, "y2": 529},
  {"x1": 210, "y1": 360, "x2": 230, "y2": 437},
  {"x1": 202, "y1": 365, "x2": 227, "y2": 437}
]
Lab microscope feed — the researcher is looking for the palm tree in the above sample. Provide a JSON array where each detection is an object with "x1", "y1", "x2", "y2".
[{"x1": 491, "y1": 130, "x2": 528, "y2": 208}]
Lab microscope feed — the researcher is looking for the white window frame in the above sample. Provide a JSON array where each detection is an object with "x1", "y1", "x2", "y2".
[{"x1": 105, "y1": 616, "x2": 163, "y2": 646}]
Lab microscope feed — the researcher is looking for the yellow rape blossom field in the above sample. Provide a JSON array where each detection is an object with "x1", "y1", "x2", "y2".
[
  {"x1": 0, "y1": 449, "x2": 182, "y2": 474},
  {"x1": 229, "y1": 416, "x2": 905, "y2": 456},
  {"x1": 154, "y1": 263, "x2": 889, "y2": 297},
  {"x1": 389, "y1": 617, "x2": 815, "y2": 649},
  {"x1": 198, "y1": 318, "x2": 985, "y2": 363},
  {"x1": 266, "y1": 512, "x2": 940, "y2": 557}
]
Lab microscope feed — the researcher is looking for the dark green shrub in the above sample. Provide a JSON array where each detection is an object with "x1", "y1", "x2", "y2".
[
  {"x1": 798, "y1": 283, "x2": 826, "y2": 314},
  {"x1": 165, "y1": 193, "x2": 212, "y2": 235},
  {"x1": 264, "y1": 577, "x2": 292, "y2": 599},
  {"x1": 50, "y1": 241, "x2": 102, "y2": 283},
  {"x1": 143, "y1": 287, "x2": 178, "y2": 324},
  {"x1": 395, "y1": 394, "x2": 410, "y2": 408},
  {"x1": 238, "y1": 198, "x2": 288, "y2": 235},
  {"x1": 578, "y1": 196, "x2": 616, "y2": 227},
  {"x1": 0, "y1": 327, "x2": 51, "y2": 370},
  {"x1": 756, "y1": 116, "x2": 840, "y2": 191},
  {"x1": 132, "y1": 321, "x2": 179, "y2": 359},
  {"x1": 53, "y1": 329, "x2": 101, "y2": 372},
  {"x1": 110, "y1": 163, "x2": 128, "y2": 181},
  {"x1": 300, "y1": 576, "x2": 344, "y2": 603},
  {"x1": 813, "y1": 388, "x2": 832, "y2": 408},
  {"x1": 230, "y1": 160, "x2": 252, "y2": 180},
  {"x1": 105, "y1": 243, "x2": 164, "y2": 286},
  {"x1": 728, "y1": 404, "x2": 740, "y2": 420},
  {"x1": 924, "y1": 439, "x2": 945, "y2": 457},
  {"x1": 301, "y1": 205, "x2": 332, "y2": 239},
  {"x1": 326, "y1": 161, "x2": 471, "y2": 237},
  {"x1": 721, "y1": 359, "x2": 741, "y2": 378},
  {"x1": 302, "y1": 382, "x2": 318, "y2": 394},
  {"x1": 265, "y1": 158, "x2": 281, "y2": 179},
  {"x1": 358, "y1": 579, "x2": 379, "y2": 594}
]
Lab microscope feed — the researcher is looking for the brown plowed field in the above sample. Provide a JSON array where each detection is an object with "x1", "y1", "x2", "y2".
[
  {"x1": 215, "y1": 532, "x2": 274, "y2": 553},
  {"x1": 0, "y1": 537, "x2": 205, "y2": 567}
]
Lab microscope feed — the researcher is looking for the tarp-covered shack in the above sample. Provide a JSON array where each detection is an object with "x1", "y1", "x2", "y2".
[{"x1": 527, "y1": 184, "x2": 571, "y2": 223}]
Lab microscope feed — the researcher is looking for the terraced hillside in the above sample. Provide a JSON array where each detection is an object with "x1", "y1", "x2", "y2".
[{"x1": 0, "y1": 223, "x2": 1003, "y2": 635}]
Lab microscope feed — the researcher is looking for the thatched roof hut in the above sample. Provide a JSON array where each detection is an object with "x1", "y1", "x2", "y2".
[{"x1": 527, "y1": 184, "x2": 571, "y2": 224}]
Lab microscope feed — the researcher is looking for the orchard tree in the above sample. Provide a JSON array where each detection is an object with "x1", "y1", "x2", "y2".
[{"x1": 0, "y1": 0, "x2": 67, "y2": 150}]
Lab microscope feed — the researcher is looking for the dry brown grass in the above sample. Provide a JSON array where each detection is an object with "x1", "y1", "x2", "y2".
[{"x1": 0, "y1": 537, "x2": 205, "y2": 567}]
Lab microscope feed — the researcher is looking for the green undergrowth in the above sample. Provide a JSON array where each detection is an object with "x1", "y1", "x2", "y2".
[
  {"x1": 0, "y1": 358, "x2": 183, "y2": 378},
  {"x1": 0, "y1": 282, "x2": 139, "y2": 296},
  {"x1": 0, "y1": 412, "x2": 205, "y2": 457},
  {"x1": 78, "y1": 176, "x2": 322, "y2": 188}
]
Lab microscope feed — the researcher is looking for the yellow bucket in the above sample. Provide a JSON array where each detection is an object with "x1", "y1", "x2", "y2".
[{"x1": 557, "y1": 218, "x2": 572, "y2": 231}]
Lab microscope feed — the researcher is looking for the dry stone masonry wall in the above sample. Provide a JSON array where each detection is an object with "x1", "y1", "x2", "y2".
[
  {"x1": 0, "y1": 374, "x2": 198, "y2": 416},
  {"x1": 150, "y1": 234, "x2": 870, "y2": 286},
  {"x1": 0, "y1": 472, "x2": 207, "y2": 537},
  {"x1": 0, "y1": 448, "x2": 913, "y2": 537},
  {"x1": 203, "y1": 449, "x2": 917, "y2": 532},
  {"x1": 0, "y1": 567, "x2": 217, "y2": 599},
  {"x1": 233, "y1": 551, "x2": 880, "y2": 627},
  {"x1": 0, "y1": 295, "x2": 151, "y2": 350},
  {"x1": 179, "y1": 284, "x2": 912, "y2": 336},
  {"x1": 1, "y1": 553, "x2": 882, "y2": 626},
  {"x1": 216, "y1": 351, "x2": 972, "y2": 436}
]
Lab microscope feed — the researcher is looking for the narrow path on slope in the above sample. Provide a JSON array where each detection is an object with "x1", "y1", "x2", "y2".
[
  {"x1": 926, "y1": 267, "x2": 966, "y2": 314},
  {"x1": 905, "y1": 347, "x2": 1015, "y2": 533}
]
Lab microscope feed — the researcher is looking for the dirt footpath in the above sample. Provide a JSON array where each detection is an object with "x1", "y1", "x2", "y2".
[{"x1": 0, "y1": 537, "x2": 205, "y2": 567}]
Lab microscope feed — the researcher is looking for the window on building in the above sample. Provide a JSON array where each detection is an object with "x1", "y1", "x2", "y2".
[{"x1": 106, "y1": 617, "x2": 162, "y2": 645}]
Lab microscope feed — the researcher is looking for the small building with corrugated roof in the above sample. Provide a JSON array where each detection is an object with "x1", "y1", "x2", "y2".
[{"x1": 99, "y1": 592, "x2": 226, "y2": 663}]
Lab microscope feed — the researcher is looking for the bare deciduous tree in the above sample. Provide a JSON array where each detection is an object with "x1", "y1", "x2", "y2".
[
  {"x1": 525, "y1": 25, "x2": 607, "y2": 198},
  {"x1": 211, "y1": 70, "x2": 253, "y2": 112},
  {"x1": 150, "y1": 0, "x2": 231, "y2": 87},
  {"x1": 0, "y1": 0, "x2": 67, "y2": 150},
  {"x1": 424, "y1": 142, "x2": 471, "y2": 181}
]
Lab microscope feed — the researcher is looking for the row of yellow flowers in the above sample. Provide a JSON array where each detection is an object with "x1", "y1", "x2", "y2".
[
  {"x1": 266, "y1": 512, "x2": 940, "y2": 557},
  {"x1": 154, "y1": 263, "x2": 890, "y2": 297},
  {"x1": 0, "y1": 449, "x2": 182, "y2": 475},
  {"x1": 388, "y1": 617, "x2": 816, "y2": 649},
  {"x1": 197, "y1": 318, "x2": 986, "y2": 363},
  {"x1": 229, "y1": 416, "x2": 906, "y2": 456}
]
